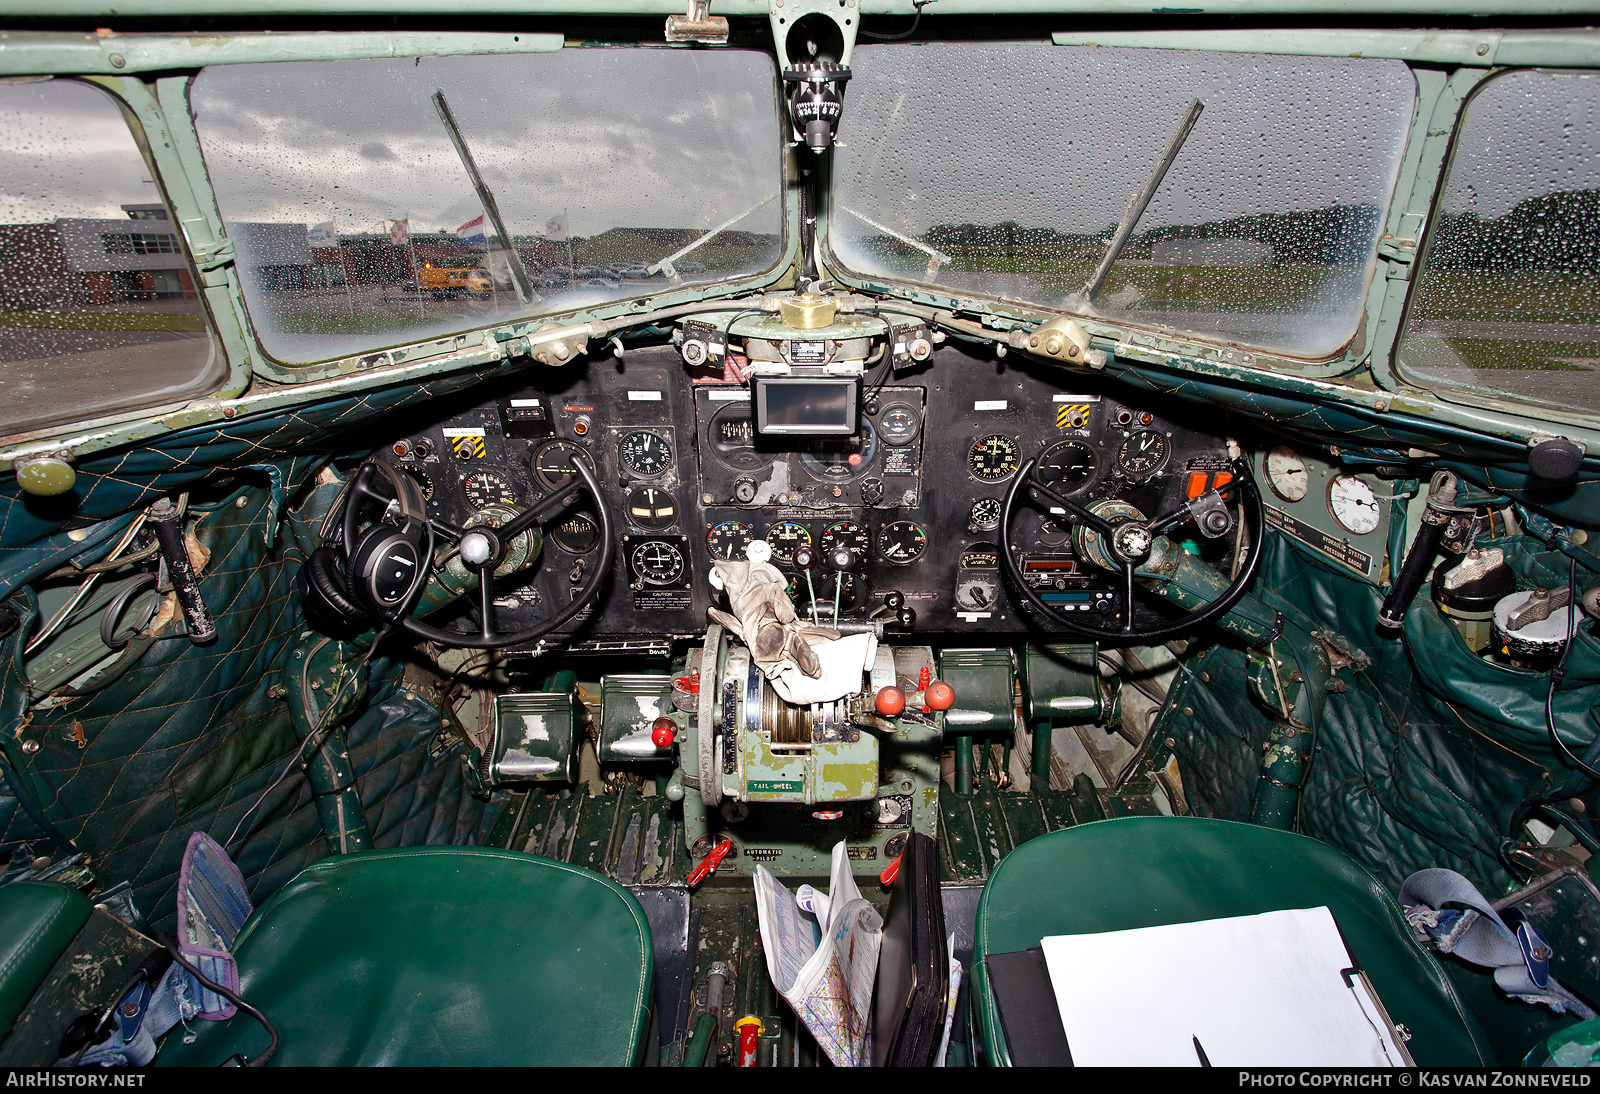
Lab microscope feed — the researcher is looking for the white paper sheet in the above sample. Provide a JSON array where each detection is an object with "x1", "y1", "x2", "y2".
[{"x1": 1040, "y1": 906, "x2": 1409, "y2": 1067}]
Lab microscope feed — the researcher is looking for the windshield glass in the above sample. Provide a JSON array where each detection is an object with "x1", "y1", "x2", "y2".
[
  {"x1": 0, "y1": 79, "x2": 217, "y2": 433},
  {"x1": 831, "y1": 42, "x2": 1414, "y2": 358},
  {"x1": 190, "y1": 49, "x2": 783, "y2": 365},
  {"x1": 1397, "y1": 69, "x2": 1600, "y2": 415}
]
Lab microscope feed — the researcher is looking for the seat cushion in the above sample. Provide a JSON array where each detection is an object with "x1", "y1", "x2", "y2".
[
  {"x1": 157, "y1": 847, "x2": 652, "y2": 1066},
  {"x1": 0, "y1": 881, "x2": 92, "y2": 1042},
  {"x1": 973, "y1": 816, "x2": 1490, "y2": 1066}
]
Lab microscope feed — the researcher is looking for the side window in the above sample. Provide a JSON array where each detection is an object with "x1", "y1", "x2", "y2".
[
  {"x1": 0, "y1": 78, "x2": 219, "y2": 434},
  {"x1": 1397, "y1": 70, "x2": 1600, "y2": 414}
]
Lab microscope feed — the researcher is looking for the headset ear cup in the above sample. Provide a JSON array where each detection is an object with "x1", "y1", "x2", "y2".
[{"x1": 297, "y1": 545, "x2": 369, "y2": 636}]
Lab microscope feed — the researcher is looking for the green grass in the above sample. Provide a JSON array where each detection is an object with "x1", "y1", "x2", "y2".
[
  {"x1": 270, "y1": 314, "x2": 446, "y2": 336},
  {"x1": 0, "y1": 309, "x2": 207, "y2": 333},
  {"x1": 1435, "y1": 337, "x2": 1597, "y2": 372},
  {"x1": 1410, "y1": 270, "x2": 1598, "y2": 325}
]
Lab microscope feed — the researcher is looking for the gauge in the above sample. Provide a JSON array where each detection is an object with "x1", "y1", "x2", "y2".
[
  {"x1": 462, "y1": 469, "x2": 516, "y2": 509},
  {"x1": 877, "y1": 403, "x2": 921, "y2": 446},
  {"x1": 817, "y1": 570, "x2": 863, "y2": 610},
  {"x1": 801, "y1": 421, "x2": 877, "y2": 481},
  {"x1": 625, "y1": 486, "x2": 678, "y2": 530},
  {"x1": 961, "y1": 544, "x2": 1000, "y2": 569},
  {"x1": 619, "y1": 431, "x2": 672, "y2": 477},
  {"x1": 531, "y1": 439, "x2": 592, "y2": 491},
  {"x1": 1327, "y1": 475, "x2": 1381, "y2": 535},
  {"x1": 968, "y1": 434, "x2": 1021, "y2": 482},
  {"x1": 398, "y1": 465, "x2": 435, "y2": 502},
  {"x1": 820, "y1": 520, "x2": 870, "y2": 563},
  {"x1": 630, "y1": 540, "x2": 685, "y2": 586},
  {"x1": 707, "y1": 405, "x2": 763, "y2": 471},
  {"x1": 1264, "y1": 445, "x2": 1311, "y2": 503},
  {"x1": 877, "y1": 521, "x2": 928, "y2": 565},
  {"x1": 1036, "y1": 517, "x2": 1072, "y2": 547},
  {"x1": 968, "y1": 498, "x2": 1001, "y2": 532},
  {"x1": 550, "y1": 512, "x2": 600, "y2": 554},
  {"x1": 1036, "y1": 440, "x2": 1098, "y2": 494},
  {"x1": 765, "y1": 521, "x2": 812, "y2": 563},
  {"x1": 707, "y1": 520, "x2": 756, "y2": 562},
  {"x1": 1116, "y1": 430, "x2": 1170, "y2": 478}
]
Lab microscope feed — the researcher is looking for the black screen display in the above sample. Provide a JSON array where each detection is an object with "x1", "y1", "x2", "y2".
[{"x1": 754, "y1": 377, "x2": 859, "y2": 435}]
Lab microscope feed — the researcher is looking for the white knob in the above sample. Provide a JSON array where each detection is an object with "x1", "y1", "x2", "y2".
[
  {"x1": 708, "y1": 567, "x2": 725, "y2": 591},
  {"x1": 460, "y1": 531, "x2": 494, "y2": 567},
  {"x1": 745, "y1": 539, "x2": 773, "y2": 564}
]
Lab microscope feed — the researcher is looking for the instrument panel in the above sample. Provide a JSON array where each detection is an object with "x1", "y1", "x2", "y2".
[{"x1": 371, "y1": 343, "x2": 1240, "y2": 643}]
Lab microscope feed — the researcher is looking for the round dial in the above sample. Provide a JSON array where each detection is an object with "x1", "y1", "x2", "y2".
[
  {"x1": 1116, "y1": 430, "x2": 1170, "y2": 478},
  {"x1": 1264, "y1": 445, "x2": 1311, "y2": 503},
  {"x1": 398, "y1": 465, "x2": 435, "y2": 502},
  {"x1": 969, "y1": 434, "x2": 1021, "y2": 482},
  {"x1": 1036, "y1": 517, "x2": 1072, "y2": 547},
  {"x1": 462, "y1": 469, "x2": 516, "y2": 509},
  {"x1": 877, "y1": 520, "x2": 928, "y2": 565},
  {"x1": 1327, "y1": 475, "x2": 1381, "y2": 535},
  {"x1": 820, "y1": 520, "x2": 870, "y2": 563},
  {"x1": 1036, "y1": 440, "x2": 1098, "y2": 494},
  {"x1": 531, "y1": 439, "x2": 592, "y2": 491},
  {"x1": 968, "y1": 497, "x2": 1001, "y2": 532},
  {"x1": 550, "y1": 512, "x2": 599, "y2": 554},
  {"x1": 708, "y1": 405, "x2": 763, "y2": 471},
  {"x1": 877, "y1": 403, "x2": 921, "y2": 446},
  {"x1": 764, "y1": 521, "x2": 812, "y2": 563},
  {"x1": 706, "y1": 520, "x2": 756, "y2": 562},
  {"x1": 801, "y1": 421, "x2": 877, "y2": 481},
  {"x1": 630, "y1": 540, "x2": 685, "y2": 586},
  {"x1": 817, "y1": 569, "x2": 863, "y2": 610},
  {"x1": 619, "y1": 431, "x2": 672, "y2": 477},
  {"x1": 625, "y1": 486, "x2": 678, "y2": 531}
]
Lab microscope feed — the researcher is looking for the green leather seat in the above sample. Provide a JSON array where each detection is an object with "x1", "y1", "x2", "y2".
[
  {"x1": 973, "y1": 816, "x2": 1490, "y2": 1066},
  {"x1": 0, "y1": 881, "x2": 92, "y2": 1045},
  {"x1": 157, "y1": 847, "x2": 653, "y2": 1067}
]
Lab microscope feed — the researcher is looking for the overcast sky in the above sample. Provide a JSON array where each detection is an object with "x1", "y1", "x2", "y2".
[
  {"x1": 0, "y1": 79, "x2": 157, "y2": 223},
  {"x1": 1, "y1": 47, "x2": 1596, "y2": 243},
  {"x1": 187, "y1": 50, "x2": 784, "y2": 240}
]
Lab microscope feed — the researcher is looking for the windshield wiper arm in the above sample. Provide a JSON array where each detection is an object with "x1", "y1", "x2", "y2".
[
  {"x1": 835, "y1": 205, "x2": 953, "y2": 282},
  {"x1": 649, "y1": 193, "x2": 779, "y2": 284},
  {"x1": 432, "y1": 89, "x2": 539, "y2": 305},
  {"x1": 1076, "y1": 96, "x2": 1204, "y2": 307}
]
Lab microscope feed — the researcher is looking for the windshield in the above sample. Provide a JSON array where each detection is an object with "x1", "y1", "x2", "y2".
[
  {"x1": 190, "y1": 49, "x2": 784, "y2": 364},
  {"x1": 830, "y1": 42, "x2": 1414, "y2": 358}
]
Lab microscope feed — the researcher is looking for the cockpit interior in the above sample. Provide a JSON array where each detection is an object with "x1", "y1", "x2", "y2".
[{"x1": 0, "y1": 0, "x2": 1597, "y2": 1070}]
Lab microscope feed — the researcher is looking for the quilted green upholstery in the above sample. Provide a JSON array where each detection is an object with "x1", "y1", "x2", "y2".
[
  {"x1": 156, "y1": 848, "x2": 653, "y2": 1067},
  {"x1": 1158, "y1": 532, "x2": 1586, "y2": 896},
  {"x1": 0, "y1": 881, "x2": 91, "y2": 1042},
  {"x1": 972, "y1": 816, "x2": 1490, "y2": 1067}
]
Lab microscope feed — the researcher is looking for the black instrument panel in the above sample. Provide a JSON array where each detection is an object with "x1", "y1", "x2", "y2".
[{"x1": 372, "y1": 344, "x2": 1235, "y2": 642}]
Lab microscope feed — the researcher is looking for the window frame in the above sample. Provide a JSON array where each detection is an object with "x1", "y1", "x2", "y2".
[
  {"x1": 1389, "y1": 65, "x2": 1600, "y2": 430},
  {"x1": 0, "y1": 75, "x2": 231, "y2": 442}
]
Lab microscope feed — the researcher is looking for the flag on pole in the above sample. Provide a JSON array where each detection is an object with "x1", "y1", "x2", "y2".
[
  {"x1": 545, "y1": 214, "x2": 567, "y2": 240},
  {"x1": 309, "y1": 221, "x2": 337, "y2": 248},
  {"x1": 389, "y1": 218, "x2": 410, "y2": 246},
  {"x1": 457, "y1": 215, "x2": 487, "y2": 250}
]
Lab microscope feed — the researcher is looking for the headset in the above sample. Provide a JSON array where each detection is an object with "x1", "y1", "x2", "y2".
[{"x1": 297, "y1": 460, "x2": 433, "y2": 635}]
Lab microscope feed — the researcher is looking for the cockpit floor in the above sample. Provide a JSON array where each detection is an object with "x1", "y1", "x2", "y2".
[{"x1": 486, "y1": 761, "x2": 1134, "y2": 1064}]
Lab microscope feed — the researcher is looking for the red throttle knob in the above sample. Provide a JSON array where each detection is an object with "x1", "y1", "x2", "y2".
[
  {"x1": 875, "y1": 686, "x2": 906, "y2": 717},
  {"x1": 924, "y1": 681, "x2": 956, "y2": 711},
  {"x1": 650, "y1": 717, "x2": 677, "y2": 748}
]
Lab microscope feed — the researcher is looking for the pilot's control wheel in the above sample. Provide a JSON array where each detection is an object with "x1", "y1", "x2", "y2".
[{"x1": 998, "y1": 455, "x2": 1264, "y2": 643}]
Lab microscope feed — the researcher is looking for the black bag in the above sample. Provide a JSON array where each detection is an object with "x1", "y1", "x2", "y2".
[{"x1": 871, "y1": 832, "x2": 949, "y2": 1066}]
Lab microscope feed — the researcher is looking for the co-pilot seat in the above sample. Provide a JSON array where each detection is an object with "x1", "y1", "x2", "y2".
[
  {"x1": 156, "y1": 847, "x2": 653, "y2": 1067},
  {"x1": 972, "y1": 816, "x2": 1492, "y2": 1066}
]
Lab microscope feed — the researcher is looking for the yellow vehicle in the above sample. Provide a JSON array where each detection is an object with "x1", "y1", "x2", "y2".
[{"x1": 417, "y1": 263, "x2": 491, "y2": 299}]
